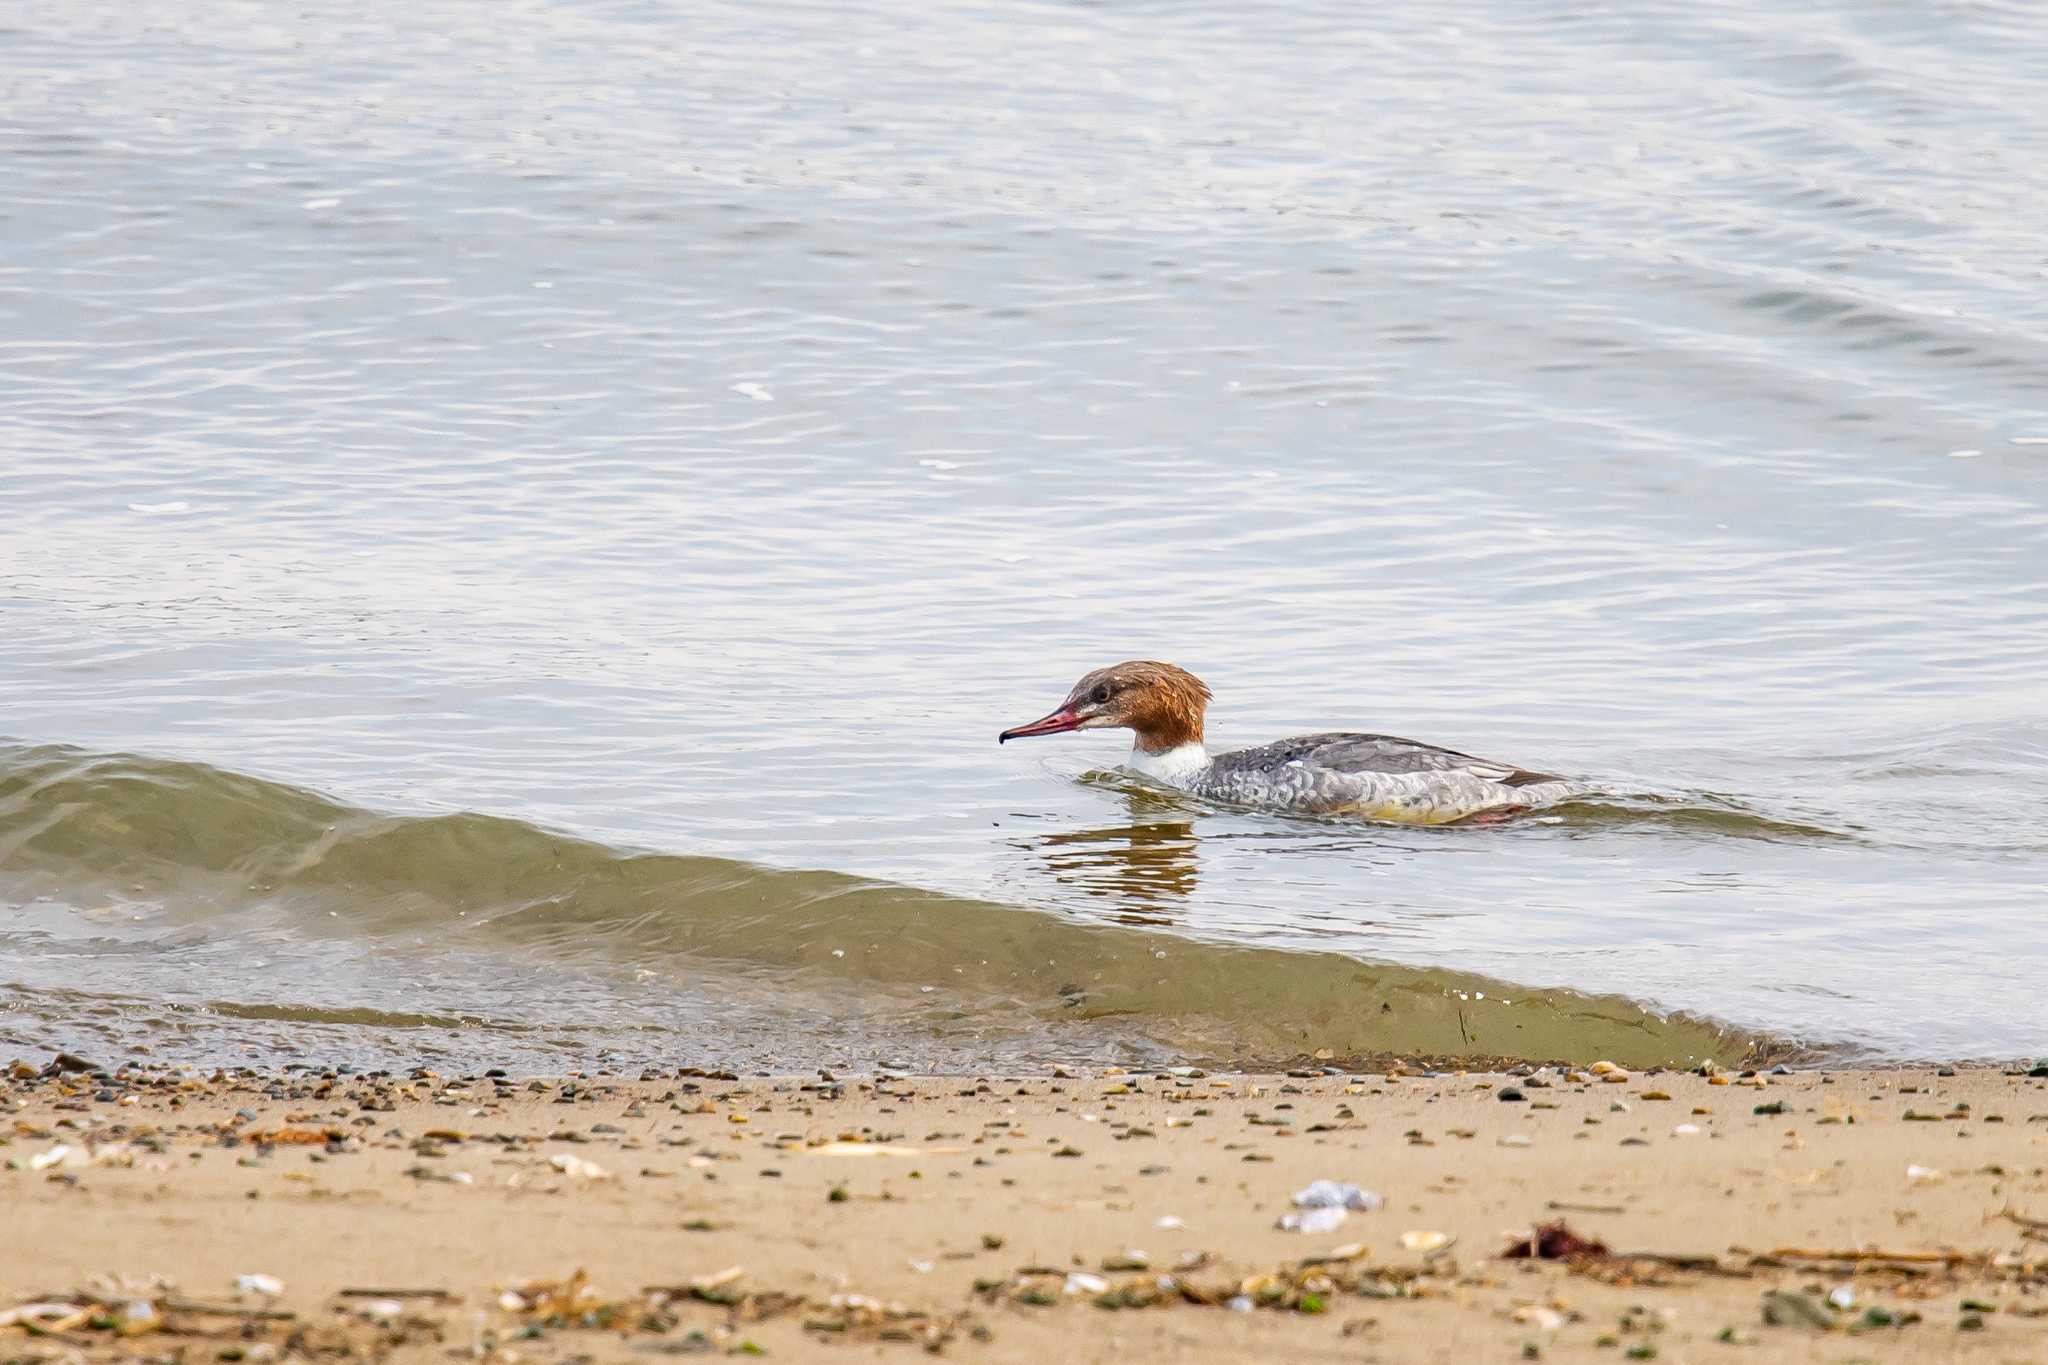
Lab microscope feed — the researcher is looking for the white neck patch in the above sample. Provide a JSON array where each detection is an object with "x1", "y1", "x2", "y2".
[{"x1": 1125, "y1": 740, "x2": 1208, "y2": 787}]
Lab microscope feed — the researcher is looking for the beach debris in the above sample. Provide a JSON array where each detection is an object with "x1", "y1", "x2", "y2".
[
  {"x1": 1761, "y1": 1246, "x2": 1979, "y2": 1269},
  {"x1": 1278, "y1": 1206, "x2": 1349, "y2": 1234},
  {"x1": 804, "y1": 1293, "x2": 976, "y2": 1350},
  {"x1": 234, "y1": 1273, "x2": 285, "y2": 1298},
  {"x1": 549, "y1": 1153, "x2": 613, "y2": 1181},
  {"x1": 1905, "y1": 1163, "x2": 1942, "y2": 1185},
  {"x1": 498, "y1": 1268, "x2": 608, "y2": 1317},
  {"x1": 0, "y1": 1302, "x2": 95, "y2": 1332},
  {"x1": 1761, "y1": 1290, "x2": 1836, "y2": 1330},
  {"x1": 1997, "y1": 1205, "x2": 2048, "y2": 1242},
  {"x1": 1513, "y1": 1305, "x2": 1565, "y2": 1330},
  {"x1": 1400, "y1": 1231, "x2": 1451, "y2": 1254},
  {"x1": 1278, "y1": 1180, "x2": 1383, "y2": 1233},
  {"x1": 1154, "y1": 1215, "x2": 1185, "y2": 1230},
  {"x1": 0, "y1": 1288, "x2": 367, "y2": 1354},
  {"x1": 1293, "y1": 1180, "x2": 1384, "y2": 1212},
  {"x1": 1671, "y1": 1123, "x2": 1701, "y2": 1136},
  {"x1": 28, "y1": 1142, "x2": 144, "y2": 1170},
  {"x1": 979, "y1": 1244, "x2": 1433, "y2": 1316},
  {"x1": 1503, "y1": 1221, "x2": 1610, "y2": 1261},
  {"x1": 484, "y1": 1259, "x2": 975, "y2": 1352},
  {"x1": 684, "y1": 1266, "x2": 747, "y2": 1299},
  {"x1": 249, "y1": 1126, "x2": 347, "y2": 1145},
  {"x1": 488, "y1": 1264, "x2": 971, "y2": 1349},
  {"x1": 808, "y1": 1140, "x2": 963, "y2": 1157}
]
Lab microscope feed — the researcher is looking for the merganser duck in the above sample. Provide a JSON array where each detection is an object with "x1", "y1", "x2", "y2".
[{"x1": 999, "y1": 660, "x2": 1578, "y2": 825}]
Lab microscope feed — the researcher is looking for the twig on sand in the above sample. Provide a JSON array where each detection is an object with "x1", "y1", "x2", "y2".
[
  {"x1": 338, "y1": 1288, "x2": 454, "y2": 1301},
  {"x1": 1998, "y1": 1207, "x2": 2048, "y2": 1238},
  {"x1": 162, "y1": 1300, "x2": 298, "y2": 1321},
  {"x1": 1622, "y1": 1251, "x2": 1752, "y2": 1277},
  {"x1": 1761, "y1": 1248, "x2": 1978, "y2": 1270}
]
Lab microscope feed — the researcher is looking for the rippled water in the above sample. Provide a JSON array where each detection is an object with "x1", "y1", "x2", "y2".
[{"x1": 4, "y1": 0, "x2": 2046, "y2": 1070}]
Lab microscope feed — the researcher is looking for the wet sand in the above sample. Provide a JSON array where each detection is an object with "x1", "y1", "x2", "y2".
[{"x1": 6, "y1": 1056, "x2": 2048, "y2": 1362}]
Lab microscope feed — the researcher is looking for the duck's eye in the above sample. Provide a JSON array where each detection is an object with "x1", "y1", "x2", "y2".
[{"x1": 1090, "y1": 683, "x2": 1112, "y2": 705}]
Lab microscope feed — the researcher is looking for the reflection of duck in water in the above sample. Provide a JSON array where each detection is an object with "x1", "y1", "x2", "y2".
[
  {"x1": 1030, "y1": 801, "x2": 1199, "y2": 912},
  {"x1": 1001, "y1": 660, "x2": 1579, "y2": 825}
]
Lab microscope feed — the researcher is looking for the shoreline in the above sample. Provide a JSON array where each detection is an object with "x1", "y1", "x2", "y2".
[{"x1": 8, "y1": 1055, "x2": 2048, "y2": 1361}]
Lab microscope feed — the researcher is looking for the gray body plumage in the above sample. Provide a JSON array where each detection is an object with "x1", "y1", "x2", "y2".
[{"x1": 1168, "y1": 731, "x2": 1580, "y2": 825}]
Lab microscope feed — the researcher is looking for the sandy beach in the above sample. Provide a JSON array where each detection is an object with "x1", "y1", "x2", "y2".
[{"x1": 6, "y1": 1055, "x2": 2048, "y2": 1362}]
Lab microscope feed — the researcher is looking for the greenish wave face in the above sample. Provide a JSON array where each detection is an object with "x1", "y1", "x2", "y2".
[{"x1": 0, "y1": 743, "x2": 1788, "y2": 1073}]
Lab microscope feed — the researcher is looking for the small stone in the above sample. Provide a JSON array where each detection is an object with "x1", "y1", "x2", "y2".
[
  {"x1": 1498, "y1": 1089, "x2": 1527, "y2": 1103},
  {"x1": 1761, "y1": 1291, "x2": 1834, "y2": 1330}
]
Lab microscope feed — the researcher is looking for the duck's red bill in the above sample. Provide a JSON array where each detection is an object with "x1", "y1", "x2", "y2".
[{"x1": 998, "y1": 706, "x2": 1081, "y2": 742}]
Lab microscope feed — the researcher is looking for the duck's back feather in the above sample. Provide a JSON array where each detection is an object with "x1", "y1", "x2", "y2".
[
  {"x1": 1214, "y1": 732, "x2": 1563, "y2": 787},
  {"x1": 1191, "y1": 731, "x2": 1574, "y2": 824}
]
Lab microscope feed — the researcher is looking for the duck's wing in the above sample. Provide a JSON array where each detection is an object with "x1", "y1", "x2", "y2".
[{"x1": 1230, "y1": 732, "x2": 1565, "y2": 787}]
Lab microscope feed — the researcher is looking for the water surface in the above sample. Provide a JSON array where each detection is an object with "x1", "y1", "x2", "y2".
[{"x1": 4, "y1": 0, "x2": 2046, "y2": 1070}]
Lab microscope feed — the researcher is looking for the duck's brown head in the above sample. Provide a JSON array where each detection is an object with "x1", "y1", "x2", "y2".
[{"x1": 998, "y1": 661, "x2": 1210, "y2": 754}]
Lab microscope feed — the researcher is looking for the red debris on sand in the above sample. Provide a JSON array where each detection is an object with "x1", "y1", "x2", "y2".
[{"x1": 1502, "y1": 1220, "x2": 1610, "y2": 1260}]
